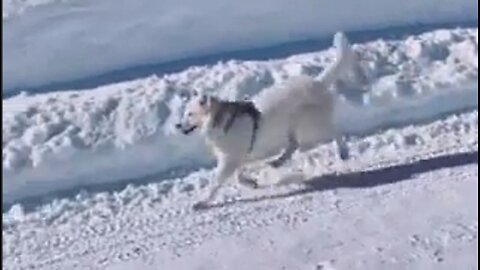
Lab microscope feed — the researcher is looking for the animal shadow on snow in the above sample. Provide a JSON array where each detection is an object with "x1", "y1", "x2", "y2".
[{"x1": 208, "y1": 151, "x2": 478, "y2": 209}]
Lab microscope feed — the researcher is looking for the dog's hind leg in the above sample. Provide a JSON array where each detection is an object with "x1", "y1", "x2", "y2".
[
  {"x1": 269, "y1": 133, "x2": 298, "y2": 168},
  {"x1": 194, "y1": 157, "x2": 240, "y2": 209}
]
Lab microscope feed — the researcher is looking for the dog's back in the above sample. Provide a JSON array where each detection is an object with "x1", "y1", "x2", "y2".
[{"x1": 254, "y1": 75, "x2": 334, "y2": 117}]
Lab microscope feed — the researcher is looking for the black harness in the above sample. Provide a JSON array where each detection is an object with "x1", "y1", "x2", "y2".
[{"x1": 212, "y1": 100, "x2": 261, "y2": 152}]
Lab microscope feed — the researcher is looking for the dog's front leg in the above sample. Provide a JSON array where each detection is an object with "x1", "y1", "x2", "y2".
[{"x1": 194, "y1": 158, "x2": 240, "y2": 209}]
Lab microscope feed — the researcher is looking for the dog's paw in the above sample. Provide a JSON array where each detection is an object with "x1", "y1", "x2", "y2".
[
  {"x1": 239, "y1": 177, "x2": 259, "y2": 189},
  {"x1": 192, "y1": 201, "x2": 210, "y2": 211}
]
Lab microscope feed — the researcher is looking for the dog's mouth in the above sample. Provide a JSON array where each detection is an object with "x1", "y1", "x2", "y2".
[
  {"x1": 176, "y1": 124, "x2": 198, "y2": 135},
  {"x1": 182, "y1": 125, "x2": 198, "y2": 135}
]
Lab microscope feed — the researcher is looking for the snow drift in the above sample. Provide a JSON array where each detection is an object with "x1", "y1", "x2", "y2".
[
  {"x1": 2, "y1": 28, "x2": 478, "y2": 204},
  {"x1": 2, "y1": 0, "x2": 477, "y2": 92}
]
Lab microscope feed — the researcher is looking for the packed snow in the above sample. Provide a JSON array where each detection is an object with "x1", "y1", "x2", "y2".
[{"x1": 2, "y1": 0, "x2": 477, "y2": 92}]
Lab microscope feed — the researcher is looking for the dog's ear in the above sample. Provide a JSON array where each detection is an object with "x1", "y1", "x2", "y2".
[{"x1": 199, "y1": 94, "x2": 216, "y2": 110}]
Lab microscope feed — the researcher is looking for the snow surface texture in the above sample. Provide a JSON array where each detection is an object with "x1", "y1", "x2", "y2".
[
  {"x1": 3, "y1": 28, "x2": 478, "y2": 204},
  {"x1": 3, "y1": 110, "x2": 478, "y2": 270},
  {"x1": 2, "y1": 0, "x2": 477, "y2": 92}
]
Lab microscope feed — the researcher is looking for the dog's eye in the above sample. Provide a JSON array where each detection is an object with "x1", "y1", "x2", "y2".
[{"x1": 187, "y1": 112, "x2": 193, "y2": 117}]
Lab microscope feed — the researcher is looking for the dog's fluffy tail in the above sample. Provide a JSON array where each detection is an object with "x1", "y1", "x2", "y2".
[
  {"x1": 324, "y1": 32, "x2": 355, "y2": 161},
  {"x1": 318, "y1": 32, "x2": 356, "y2": 88}
]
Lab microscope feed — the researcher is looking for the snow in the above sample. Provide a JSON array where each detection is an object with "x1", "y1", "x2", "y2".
[
  {"x1": 149, "y1": 164, "x2": 477, "y2": 270},
  {"x1": 3, "y1": 28, "x2": 478, "y2": 204},
  {"x1": 2, "y1": 0, "x2": 477, "y2": 92},
  {"x1": 3, "y1": 109, "x2": 478, "y2": 269}
]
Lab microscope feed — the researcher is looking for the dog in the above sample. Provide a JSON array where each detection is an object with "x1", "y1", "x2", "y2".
[{"x1": 176, "y1": 32, "x2": 358, "y2": 209}]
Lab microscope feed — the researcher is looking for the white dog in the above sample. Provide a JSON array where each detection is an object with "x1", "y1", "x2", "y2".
[{"x1": 177, "y1": 32, "x2": 358, "y2": 209}]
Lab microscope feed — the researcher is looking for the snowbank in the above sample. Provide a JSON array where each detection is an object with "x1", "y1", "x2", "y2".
[
  {"x1": 3, "y1": 0, "x2": 477, "y2": 92},
  {"x1": 2, "y1": 28, "x2": 478, "y2": 204}
]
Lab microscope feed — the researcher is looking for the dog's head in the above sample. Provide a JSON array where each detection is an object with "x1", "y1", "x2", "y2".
[{"x1": 176, "y1": 91, "x2": 215, "y2": 135}]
